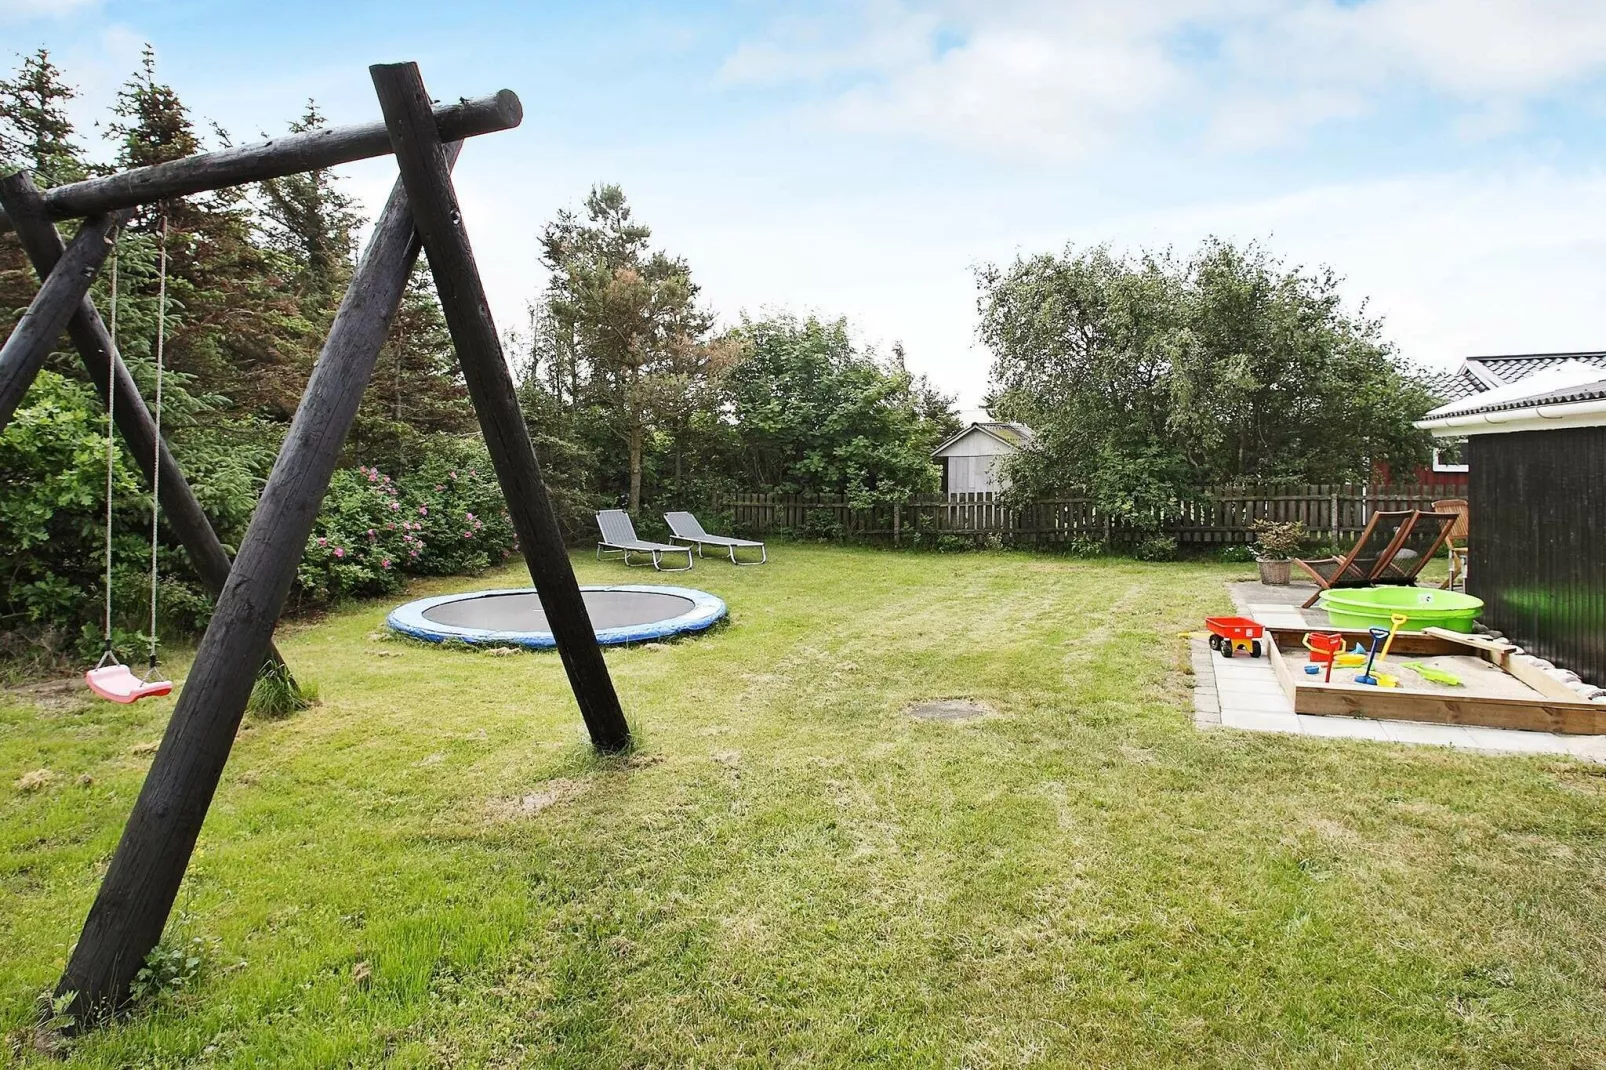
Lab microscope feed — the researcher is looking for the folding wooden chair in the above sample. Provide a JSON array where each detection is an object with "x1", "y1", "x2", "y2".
[
  {"x1": 1292, "y1": 510, "x2": 1420, "y2": 609},
  {"x1": 1432, "y1": 498, "x2": 1469, "y2": 589}
]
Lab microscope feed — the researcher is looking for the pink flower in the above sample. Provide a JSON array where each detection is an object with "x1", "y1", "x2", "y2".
[
  {"x1": 435, "y1": 484, "x2": 444, "y2": 492},
  {"x1": 463, "y1": 531, "x2": 473, "y2": 539},
  {"x1": 367, "y1": 529, "x2": 376, "y2": 538},
  {"x1": 465, "y1": 512, "x2": 476, "y2": 522},
  {"x1": 316, "y1": 537, "x2": 327, "y2": 547},
  {"x1": 449, "y1": 470, "x2": 458, "y2": 479},
  {"x1": 381, "y1": 558, "x2": 391, "y2": 569},
  {"x1": 418, "y1": 506, "x2": 428, "y2": 516},
  {"x1": 333, "y1": 547, "x2": 345, "y2": 559},
  {"x1": 389, "y1": 501, "x2": 400, "y2": 511},
  {"x1": 386, "y1": 522, "x2": 395, "y2": 530}
]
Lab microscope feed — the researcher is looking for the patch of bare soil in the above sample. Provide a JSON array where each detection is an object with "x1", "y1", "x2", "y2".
[
  {"x1": 485, "y1": 778, "x2": 584, "y2": 822},
  {"x1": 7, "y1": 678, "x2": 91, "y2": 715},
  {"x1": 905, "y1": 698, "x2": 996, "y2": 722}
]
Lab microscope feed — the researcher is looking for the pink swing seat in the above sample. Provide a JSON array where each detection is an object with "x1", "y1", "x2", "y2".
[{"x1": 85, "y1": 664, "x2": 173, "y2": 704}]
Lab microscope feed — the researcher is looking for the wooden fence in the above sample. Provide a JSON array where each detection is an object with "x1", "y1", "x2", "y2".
[{"x1": 718, "y1": 485, "x2": 1467, "y2": 546}]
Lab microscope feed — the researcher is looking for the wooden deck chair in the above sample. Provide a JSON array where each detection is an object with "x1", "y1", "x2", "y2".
[
  {"x1": 1292, "y1": 510, "x2": 1421, "y2": 608},
  {"x1": 595, "y1": 509, "x2": 694, "y2": 571},
  {"x1": 1432, "y1": 498, "x2": 1469, "y2": 589},
  {"x1": 1376, "y1": 509, "x2": 1461, "y2": 588}
]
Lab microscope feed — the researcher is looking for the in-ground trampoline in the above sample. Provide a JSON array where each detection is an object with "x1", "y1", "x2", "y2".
[{"x1": 386, "y1": 584, "x2": 726, "y2": 649}]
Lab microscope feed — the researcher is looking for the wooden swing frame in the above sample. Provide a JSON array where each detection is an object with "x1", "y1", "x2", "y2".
[{"x1": 0, "y1": 63, "x2": 631, "y2": 1022}]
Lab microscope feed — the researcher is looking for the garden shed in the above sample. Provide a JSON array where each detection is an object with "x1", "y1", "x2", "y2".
[
  {"x1": 1417, "y1": 361, "x2": 1606, "y2": 687},
  {"x1": 932, "y1": 421, "x2": 1033, "y2": 496}
]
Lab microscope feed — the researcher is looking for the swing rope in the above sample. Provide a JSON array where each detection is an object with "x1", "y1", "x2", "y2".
[
  {"x1": 97, "y1": 231, "x2": 120, "y2": 670},
  {"x1": 145, "y1": 216, "x2": 167, "y2": 681},
  {"x1": 92, "y1": 217, "x2": 171, "y2": 684}
]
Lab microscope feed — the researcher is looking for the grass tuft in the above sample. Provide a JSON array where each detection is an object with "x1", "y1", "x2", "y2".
[{"x1": 245, "y1": 661, "x2": 316, "y2": 719}]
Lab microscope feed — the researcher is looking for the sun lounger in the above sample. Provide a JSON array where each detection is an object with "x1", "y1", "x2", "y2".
[
  {"x1": 595, "y1": 510, "x2": 694, "y2": 571},
  {"x1": 664, "y1": 511, "x2": 767, "y2": 565}
]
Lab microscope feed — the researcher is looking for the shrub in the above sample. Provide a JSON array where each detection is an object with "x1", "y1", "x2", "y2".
[
  {"x1": 401, "y1": 448, "x2": 517, "y2": 576},
  {"x1": 1064, "y1": 537, "x2": 1108, "y2": 559},
  {"x1": 1133, "y1": 534, "x2": 1179, "y2": 561},
  {"x1": 295, "y1": 444, "x2": 517, "y2": 609},
  {"x1": 1251, "y1": 519, "x2": 1306, "y2": 561},
  {"x1": 796, "y1": 509, "x2": 845, "y2": 543},
  {"x1": 296, "y1": 467, "x2": 412, "y2": 604},
  {"x1": 1219, "y1": 543, "x2": 1256, "y2": 563}
]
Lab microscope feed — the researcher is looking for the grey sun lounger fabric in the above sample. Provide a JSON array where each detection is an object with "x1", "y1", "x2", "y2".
[
  {"x1": 664, "y1": 511, "x2": 767, "y2": 564},
  {"x1": 596, "y1": 509, "x2": 694, "y2": 571}
]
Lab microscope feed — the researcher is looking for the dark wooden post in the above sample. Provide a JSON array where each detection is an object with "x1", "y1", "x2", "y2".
[
  {"x1": 0, "y1": 202, "x2": 123, "y2": 429},
  {"x1": 54, "y1": 153, "x2": 450, "y2": 1020},
  {"x1": 371, "y1": 61, "x2": 631, "y2": 752},
  {"x1": 0, "y1": 172, "x2": 290, "y2": 674}
]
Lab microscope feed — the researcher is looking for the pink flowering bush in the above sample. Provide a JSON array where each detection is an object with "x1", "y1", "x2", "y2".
[{"x1": 296, "y1": 446, "x2": 516, "y2": 606}]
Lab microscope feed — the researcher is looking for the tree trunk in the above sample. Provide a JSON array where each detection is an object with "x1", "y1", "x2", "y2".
[{"x1": 629, "y1": 423, "x2": 643, "y2": 514}]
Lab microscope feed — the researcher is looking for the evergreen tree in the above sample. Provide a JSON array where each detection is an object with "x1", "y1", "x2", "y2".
[
  {"x1": 107, "y1": 45, "x2": 316, "y2": 419},
  {"x1": 0, "y1": 47, "x2": 85, "y2": 186},
  {"x1": 256, "y1": 100, "x2": 362, "y2": 317},
  {"x1": 351, "y1": 264, "x2": 475, "y2": 470},
  {"x1": 0, "y1": 48, "x2": 89, "y2": 341}
]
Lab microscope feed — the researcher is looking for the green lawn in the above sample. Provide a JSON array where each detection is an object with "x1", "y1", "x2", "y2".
[{"x1": 3, "y1": 546, "x2": 1605, "y2": 1067}]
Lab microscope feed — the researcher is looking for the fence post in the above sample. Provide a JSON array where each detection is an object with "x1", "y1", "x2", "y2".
[
  {"x1": 1329, "y1": 489, "x2": 1339, "y2": 543},
  {"x1": 892, "y1": 502, "x2": 902, "y2": 545}
]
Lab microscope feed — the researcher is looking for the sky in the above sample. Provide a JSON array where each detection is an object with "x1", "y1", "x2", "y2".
[{"x1": 5, "y1": 0, "x2": 1606, "y2": 408}]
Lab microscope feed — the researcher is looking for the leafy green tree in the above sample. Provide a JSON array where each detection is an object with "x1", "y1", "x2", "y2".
[
  {"x1": 980, "y1": 238, "x2": 1435, "y2": 526},
  {"x1": 729, "y1": 314, "x2": 955, "y2": 505},
  {"x1": 537, "y1": 184, "x2": 722, "y2": 513}
]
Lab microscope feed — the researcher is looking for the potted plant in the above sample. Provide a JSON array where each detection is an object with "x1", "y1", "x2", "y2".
[{"x1": 1251, "y1": 519, "x2": 1305, "y2": 586}]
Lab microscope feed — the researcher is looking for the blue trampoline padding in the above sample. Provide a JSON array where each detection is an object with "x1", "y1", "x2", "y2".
[{"x1": 386, "y1": 585, "x2": 727, "y2": 649}]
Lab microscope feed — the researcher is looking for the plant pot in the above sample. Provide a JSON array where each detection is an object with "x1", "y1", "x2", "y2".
[{"x1": 1257, "y1": 558, "x2": 1291, "y2": 586}]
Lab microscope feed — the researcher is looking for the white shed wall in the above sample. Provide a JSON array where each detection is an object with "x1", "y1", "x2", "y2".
[{"x1": 945, "y1": 454, "x2": 1009, "y2": 494}]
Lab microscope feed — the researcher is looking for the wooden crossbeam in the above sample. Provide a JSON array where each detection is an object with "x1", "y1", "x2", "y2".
[
  {"x1": 54, "y1": 143, "x2": 461, "y2": 1022},
  {"x1": 1, "y1": 172, "x2": 292, "y2": 675},
  {"x1": 371, "y1": 61, "x2": 632, "y2": 752},
  {"x1": 0, "y1": 91, "x2": 519, "y2": 231}
]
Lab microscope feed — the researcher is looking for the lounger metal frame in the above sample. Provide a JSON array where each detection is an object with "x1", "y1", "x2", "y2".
[
  {"x1": 595, "y1": 509, "x2": 694, "y2": 572},
  {"x1": 663, "y1": 511, "x2": 767, "y2": 565}
]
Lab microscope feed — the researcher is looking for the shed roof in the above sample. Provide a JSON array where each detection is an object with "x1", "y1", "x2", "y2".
[{"x1": 931, "y1": 421, "x2": 1034, "y2": 457}]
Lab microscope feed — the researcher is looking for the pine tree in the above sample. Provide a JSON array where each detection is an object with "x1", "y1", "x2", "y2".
[
  {"x1": 107, "y1": 46, "x2": 316, "y2": 419},
  {"x1": 0, "y1": 47, "x2": 85, "y2": 186},
  {"x1": 0, "y1": 48, "x2": 90, "y2": 341},
  {"x1": 256, "y1": 100, "x2": 362, "y2": 319},
  {"x1": 350, "y1": 264, "x2": 475, "y2": 470}
]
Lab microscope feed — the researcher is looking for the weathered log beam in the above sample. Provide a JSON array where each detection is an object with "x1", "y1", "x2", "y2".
[
  {"x1": 371, "y1": 61, "x2": 633, "y2": 752},
  {"x1": 0, "y1": 90, "x2": 518, "y2": 231},
  {"x1": 0, "y1": 172, "x2": 290, "y2": 675},
  {"x1": 0, "y1": 202, "x2": 123, "y2": 429},
  {"x1": 54, "y1": 144, "x2": 459, "y2": 1021}
]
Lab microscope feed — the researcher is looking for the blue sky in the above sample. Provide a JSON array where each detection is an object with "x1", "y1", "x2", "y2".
[{"x1": 6, "y1": 0, "x2": 1606, "y2": 408}]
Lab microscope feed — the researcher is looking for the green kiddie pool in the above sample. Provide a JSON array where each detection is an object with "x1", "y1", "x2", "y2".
[{"x1": 1317, "y1": 587, "x2": 1484, "y2": 633}]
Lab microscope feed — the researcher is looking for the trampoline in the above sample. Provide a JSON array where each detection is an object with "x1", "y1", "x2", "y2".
[{"x1": 386, "y1": 584, "x2": 726, "y2": 649}]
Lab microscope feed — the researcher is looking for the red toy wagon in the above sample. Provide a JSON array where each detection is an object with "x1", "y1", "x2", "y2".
[{"x1": 1205, "y1": 615, "x2": 1264, "y2": 659}]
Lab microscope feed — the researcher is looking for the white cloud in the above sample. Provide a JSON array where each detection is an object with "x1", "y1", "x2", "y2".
[{"x1": 723, "y1": 1, "x2": 1606, "y2": 156}]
